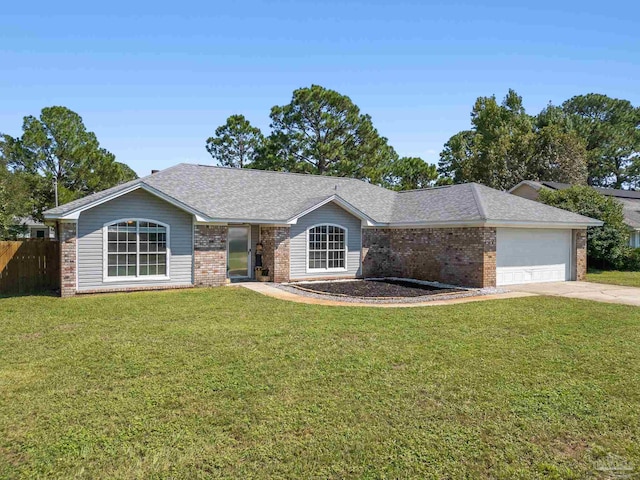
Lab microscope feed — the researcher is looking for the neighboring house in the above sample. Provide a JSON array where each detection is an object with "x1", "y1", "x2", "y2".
[
  {"x1": 43, "y1": 164, "x2": 601, "y2": 297},
  {"x1": 12, "y1": 217, "x2": 56, "y2": 239},
  {"x1": 510, "y1": 180, "x2": 640, "y2": 248}
]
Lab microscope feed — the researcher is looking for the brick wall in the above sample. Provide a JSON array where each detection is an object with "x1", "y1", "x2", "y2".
[
  {"x1": 193, "y1": 225, "x2": 228, "y2": 287},
  {"x1": 574, "y1": 229, "x2": 587, "y2": 281},
  {"x1": 362, "y1": 227, "x2": 497, "y2": 288},
  {"x1": 260, "y1": 226, "x2": 290, "y2": 283},
  {"x1": 60, "y1": 222, "x2": 77, "y2": 297}
]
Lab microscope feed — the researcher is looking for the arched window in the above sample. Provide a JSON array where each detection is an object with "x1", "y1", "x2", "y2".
[
  {"x1": 104, "y1": 219, "x2": 169, "y2": 280},
  {"x1": 307, "y1": 224, "x2": 347, "y2": 271}
]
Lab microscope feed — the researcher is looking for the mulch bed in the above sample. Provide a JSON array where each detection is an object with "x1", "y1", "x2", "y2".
[{"x1": 291, "y1": 279, "x2": 460, "y2": 298}]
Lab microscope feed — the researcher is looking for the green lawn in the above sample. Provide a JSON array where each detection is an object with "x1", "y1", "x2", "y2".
[
  {"x1": 586, "y1": 269, "x2": 640, "y2": 287},
  {"x1": 1, "y1": 289, "x2": 639, "y2": 479}
]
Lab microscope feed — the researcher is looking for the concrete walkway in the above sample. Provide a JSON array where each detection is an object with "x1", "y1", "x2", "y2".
[
  {"x1": 510, "y1": 281, "x2": 640, "y2": 307},
  {"x1": 237, "y1": 282, "x2": 534, "y2": 308}
]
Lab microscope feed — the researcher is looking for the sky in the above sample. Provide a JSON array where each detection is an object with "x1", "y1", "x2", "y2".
[{"x1": 1, "y1": 0, "x2": 639, "y2": 177}]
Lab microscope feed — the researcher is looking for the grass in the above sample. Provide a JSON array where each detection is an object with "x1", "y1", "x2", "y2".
[
  {"x1": 1, "y1": 288, "x2": 639, "y2": 479},
  {"x1": 586, "y1": 269, "x2": 640, "y2": 287}
]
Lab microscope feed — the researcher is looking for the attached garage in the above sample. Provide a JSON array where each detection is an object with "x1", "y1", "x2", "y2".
[{"x1": 496, "y1": 228, "x2": 573, "y2": 286}]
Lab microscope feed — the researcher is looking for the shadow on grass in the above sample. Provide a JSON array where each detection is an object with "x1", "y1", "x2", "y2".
[{"x1": 0, "y1": 289, "x2": 59, "y2": 299}]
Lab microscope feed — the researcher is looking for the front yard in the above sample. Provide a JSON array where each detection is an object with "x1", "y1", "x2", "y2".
[
  {"x1": 586, "y1": 269, "x2": 640, "y2": 287},
  {"x1": 1, "y1": 288, "x2": 639, "y2": 479}
]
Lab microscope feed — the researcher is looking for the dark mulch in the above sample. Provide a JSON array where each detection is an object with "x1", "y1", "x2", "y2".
[{"x1": 292, "y1": 279, "x2": 460, "y2": 298}]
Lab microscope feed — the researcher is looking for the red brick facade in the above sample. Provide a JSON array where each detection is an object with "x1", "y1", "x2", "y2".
[
  {"x1": 260, "y1": 226, "x2": 290, "y2": 283},
  {"x1": 59, "y1": 221, "x2": 77, "y2": 297},
  {"x1": 193, "y1": 225, "x2": 228, "y2": 287},
  {"x1": 362, "y1": 227, "x2": 497, "y2": 288},
  {"x1": 574, "y1": 229, "x2": 587, "y2": 281}
]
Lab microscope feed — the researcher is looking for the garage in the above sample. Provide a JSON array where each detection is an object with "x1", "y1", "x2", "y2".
[{"x1": 496, "y1": 228, "x2": 573, "y2": 286}]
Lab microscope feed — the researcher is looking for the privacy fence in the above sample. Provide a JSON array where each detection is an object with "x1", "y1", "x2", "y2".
[{"x1": 0, "y1": 240, "x2": 60, "y2": 294}]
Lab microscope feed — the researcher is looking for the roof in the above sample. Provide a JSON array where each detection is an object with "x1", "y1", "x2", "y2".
[
  {"x1": 44, "y1": 163, "x2": 601, "y2": 227},
  {"x1": 13, "y1": 216, "x2": 46, "y2": 227},
  {"x1": 619, "y1": 199, "x2": 640, "y2": 229},
  {"x1": 539, "y1": 181, "x2": 640, "y2": 200},
  {"x1": 510, "y1": 180, "x2": 640, "y2": 229}
]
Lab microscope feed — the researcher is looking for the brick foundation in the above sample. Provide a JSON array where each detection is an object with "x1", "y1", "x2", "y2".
[
  {"x1": 362, "y1": 227, "x2": 497, "y2": 288},
  {"x1": 260, "y1": 226, "x2": 290, "y2": 283},
  {"x1": 574, "y1": 229, "x2": 587, "y2": 281},
  {"x1": 193, "y1": 225, "x2": 228, "y2": 287},
  {"x1": 59, "y1": 222, "x2": 77, "y2": 297}
]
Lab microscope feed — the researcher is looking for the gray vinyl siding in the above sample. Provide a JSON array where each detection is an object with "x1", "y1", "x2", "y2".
[
  {"x1": 290, "y1": 202, "x2": 362, "y2": 279},
  {"x1": 77, "y1": 188, "x2": 193, "y2": 291}
]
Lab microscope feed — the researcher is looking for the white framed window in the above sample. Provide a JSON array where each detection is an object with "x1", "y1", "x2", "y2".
[
  {"x1": 307, "y1": 224, "x2": 347, "y2": 272},
  {"x1": 103, "y1": 219, "x2": 170, "y2": 281}
]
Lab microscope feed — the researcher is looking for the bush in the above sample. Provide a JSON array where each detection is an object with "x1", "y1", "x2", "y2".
[{"x1": 623, "y1": 248, "x2": 640, "y2": 271}]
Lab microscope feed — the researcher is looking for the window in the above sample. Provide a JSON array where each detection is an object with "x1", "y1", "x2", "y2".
[
  {"x1": 105, "y1": 220, "x2": 169, "y2": 279},
  {"x1": 308, "y1": 224, "x2": 346, "y2": 271},
  {"x1": 35, "y1": 229, "x2": 45, "y2": 238}
]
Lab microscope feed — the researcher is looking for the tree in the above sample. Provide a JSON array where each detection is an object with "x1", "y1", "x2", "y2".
[
  {"x1": 2, "y1": 106, "x2": 137, "y2": 208},
  {"x1": 263, "y1": 85, "x2": 397, "y2": 184},
  {"x1": 438, "y1": 130, "x2": 475, "y2": 185},
  {"x1": 561, "y1": 94, "x2": 640, "y2": 188},
  {"x1": 529, "y1": 124, "x2": 588, "y2": 184},
  {"x1": 539, "y1": 186, "x2": 629, "y2": 268},
  {"x1": 0, "y1": 157, "x2": 43, "y2": 239},
  {"x1": 206, "y1": 115, "x2": 264, "y2": 168},
  {"x1": 438, "y1": 90, "x2": 595, "y2": 189},
  {"x1": 385, "y1": 157, "x2": 438, "y2": 190},
  {"x1": 438, "y1": 90, "x2": 536, "y2": 189}
]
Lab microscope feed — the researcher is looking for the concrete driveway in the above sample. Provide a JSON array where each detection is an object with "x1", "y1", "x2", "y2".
[{"x1": 510, "y1": 281, "x2": 640, "y2": 307}]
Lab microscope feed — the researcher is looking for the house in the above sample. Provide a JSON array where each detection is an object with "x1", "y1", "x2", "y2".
[
  {"x1": 12, "y1": 217, "x2": 56, "y2": 239},
  {"x1": 43, "y1": 164, "x2": 601, "y2": 297},
  {"x1": 510, "y1": 181, "x2": 640, "y2": 248}
]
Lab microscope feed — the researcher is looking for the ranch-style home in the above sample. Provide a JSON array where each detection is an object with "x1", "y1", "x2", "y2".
[{"x1": 43, "y1": 164, "x2": 601, "y2": 297}]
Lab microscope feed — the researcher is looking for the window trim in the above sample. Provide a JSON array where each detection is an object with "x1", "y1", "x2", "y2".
[
  {"x1": 305, "y1": 223, "x2": 348, "y2": 274},
  {"x1": 102, "y1": 218, "x2": 171, "y2": 282}
]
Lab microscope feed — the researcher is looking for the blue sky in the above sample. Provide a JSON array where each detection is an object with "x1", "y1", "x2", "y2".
[{"x1": 1, "y1": 0, "x2": 639, "y2": 177}]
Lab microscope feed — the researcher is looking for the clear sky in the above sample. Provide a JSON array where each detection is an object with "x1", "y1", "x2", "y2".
[{"x1": 1, "y1": 0, "x2": 639, "y2": 177}]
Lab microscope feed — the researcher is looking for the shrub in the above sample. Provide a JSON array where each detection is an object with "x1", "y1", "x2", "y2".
[{"x1": 623, "y1": 248, "x2": 640, "y2": 271}]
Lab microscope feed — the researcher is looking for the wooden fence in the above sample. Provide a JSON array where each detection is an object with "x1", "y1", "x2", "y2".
[{"x1": 0, "y1": 240, "x2": 60, "y2": 294}]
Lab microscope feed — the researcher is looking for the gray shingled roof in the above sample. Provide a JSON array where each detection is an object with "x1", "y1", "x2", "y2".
[
  {"x1": 44, "y1": 163, "x2": 600, "y2": 226},
  {"x1": 619, "y1": 199, "x2": 640, "y2": 229},
  {"x1": 540, "y1": 181, "x2": 640, "y2": 200}
]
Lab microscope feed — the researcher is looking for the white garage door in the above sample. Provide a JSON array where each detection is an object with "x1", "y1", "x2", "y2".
[{"x1": 496, "y1": 228, "x2": 572, "y2": 286}]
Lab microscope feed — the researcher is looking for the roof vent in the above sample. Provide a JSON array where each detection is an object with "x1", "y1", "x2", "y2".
[{"x1": 151, "y1": 169, "x2": 160, "y2": 174}]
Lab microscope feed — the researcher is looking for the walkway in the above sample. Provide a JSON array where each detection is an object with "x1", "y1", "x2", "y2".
[
  {"x1": 237, "y1": 282, "x2": 533, "y2": 308},
  {"x1": 510, "y1": 281, "x2": 640, "y2": 307}
]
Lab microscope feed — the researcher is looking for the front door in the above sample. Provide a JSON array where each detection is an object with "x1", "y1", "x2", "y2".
[{"x1": 228, "y1": 226, "x2": 251, "y2": 278}]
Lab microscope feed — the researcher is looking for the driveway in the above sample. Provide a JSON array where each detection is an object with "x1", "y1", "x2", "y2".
[{"x1": 510, "y1": 281, "x2": 640, "y2": 307}]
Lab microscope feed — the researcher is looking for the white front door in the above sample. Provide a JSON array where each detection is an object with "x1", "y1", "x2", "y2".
[
  {"x1": 227, "y1": 226, "x2": 251, "y2": 278},
  {"x1": 496, "y1": 228, "x2": 572, "y2": 286}
]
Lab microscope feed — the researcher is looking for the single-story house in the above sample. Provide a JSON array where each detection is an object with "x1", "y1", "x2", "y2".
[
  {"x1": 12, "y1": 217, "x2": 56, "y2": 239},
  {"x1": 43, "y1": 164, "x2": 601, "y2": 297},
  {"x1": 510, "y1": 180, "x2": 640, "y2": 248}
]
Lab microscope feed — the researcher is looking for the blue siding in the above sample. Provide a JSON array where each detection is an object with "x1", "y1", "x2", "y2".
[
  {"x1": 77, "y1": 188, "x2": 193, "y2": 291},
  {"x1": 290, "y1": 202, "x2": 362, "y2": 279}
]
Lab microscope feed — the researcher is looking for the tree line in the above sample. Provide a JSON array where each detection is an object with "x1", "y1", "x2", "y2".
[
  {"x1": 439, "y1": 90, "x2": 640, "y2": 190},
  {"x1": 208, "y1": 86, "x2": 640, "y2": 192}
]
